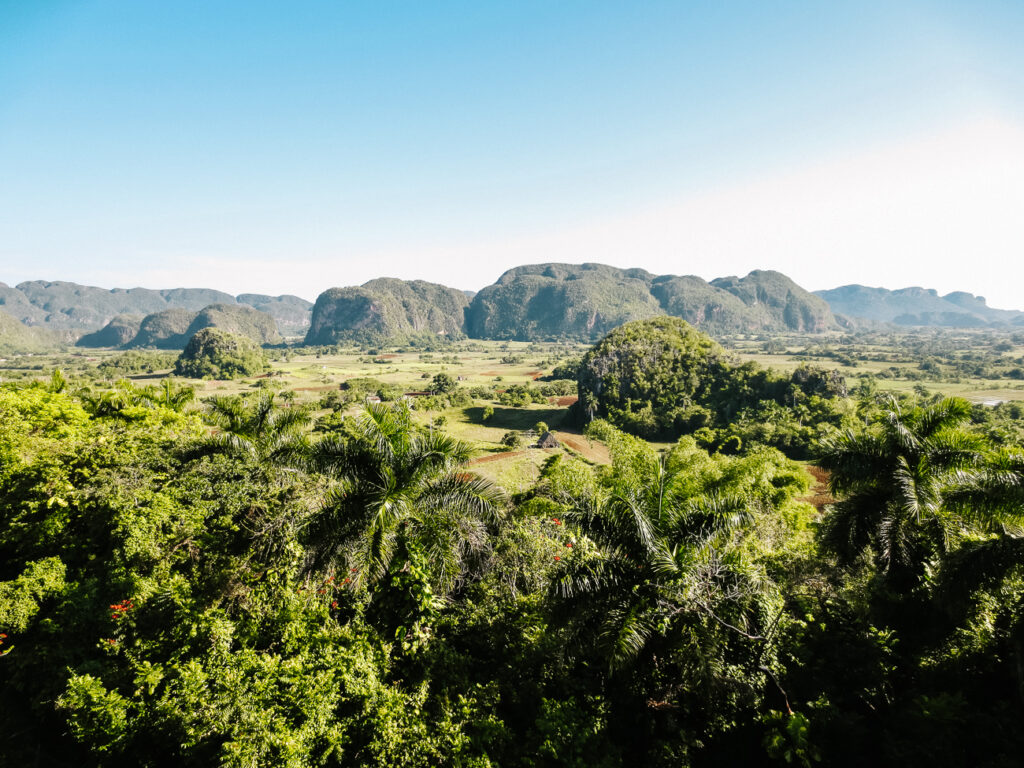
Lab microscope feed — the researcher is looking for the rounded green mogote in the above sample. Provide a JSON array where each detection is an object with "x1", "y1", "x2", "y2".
[
  {"x1": 576, "y1": 316, "x2": 730, "y2": 438},
  {"x1": 174, "y1": 327, "x2": 269, "y2": 379}
]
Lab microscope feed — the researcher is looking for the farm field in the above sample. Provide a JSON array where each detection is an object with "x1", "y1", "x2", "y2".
[
  {"x1": 728, "y1": 329, "x2": 1024, "y2": 403},
  {"x1": 5, "y1": 327, "x2": 1024, "y2": 492}
]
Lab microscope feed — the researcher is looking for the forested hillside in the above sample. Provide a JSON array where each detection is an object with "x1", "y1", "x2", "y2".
[
  {"x1": 305, "y1": 279, "x2": 470, "y2": 345},
  {"x1": 0, "y1": 310, "x2": 59, "y2": 355},
  {"x1": 575, "y1": 317, "x2": 848, "y2": 453},
  {"x1": 464, "y1": 264, "x2": 835, "y2": 340}
]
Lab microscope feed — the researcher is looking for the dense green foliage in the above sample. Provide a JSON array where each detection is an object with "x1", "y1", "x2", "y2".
[
  {"x1": 2, "y1": 339, "x2": 1024, "y2": 765},
  {"x1": 576, "y1": 317, "x2": 849, "y2": 456},
  {"x1": 174, "y1": 328, "x2": 270, "y2": 379},
  {"x1": 96, "y1": 351, "x2": 180, "y2": 378}
]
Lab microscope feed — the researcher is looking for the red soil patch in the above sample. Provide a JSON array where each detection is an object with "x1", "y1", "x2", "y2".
[
  {"x1": 802, "y1": 493, "x2": 836, "y2": 510},
  {"x1": 547, "y1": 396, "x2": 579, "y2": 407},
  {"x1": 481, "y1": 371, "x2": 502, "y2": 376},
  {"x1": 377, "y1": 354, "x2": 398, "y2": 359},
  {"x1": 527, "y1": 370, "x2": 543, "y2": 379},
  {"x1": 469, "y1": 450, "x2": 527, "y2": 465},
  {"x1": 805, "y1": 465, "x2": 830, "y2": 485},
  {"x1": 799, "y1": 465, "x2": 835, "y2": 510},
  {"x1": 552, "y1": 431, "x2": 611, "y2": 465},
  {"x1": 560, "y1": 435, "x2": 586, "y2": 452}
]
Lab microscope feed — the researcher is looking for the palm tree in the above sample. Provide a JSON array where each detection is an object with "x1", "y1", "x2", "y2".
[
  {"x1": 301, "y1": 401, "x2": 505, "y2": 595},
  {"x1": 540, "y1": 428, "x2": 802, "y2": 762},
  {"x1": 81, "y1": 379, "x2": 148, "y2": 417},
  {"x1": 202, "y1": 391, "x2": 311, "y2": 468},
  {"x1": 939, "y1": 449, "x2": 1024, "y2": 702},
  {"x1": 140, "y1": 378, "x2": 195, "y2": 412},
  {"x1": 548, "y1": 428, "x2": 780, "y2": 673},
  {"x1": 816, "y1": 396, "x2": 986, "y2": 586},
  {"x1": 82, "y1": 378, "x2": 195, "y2": 417}
]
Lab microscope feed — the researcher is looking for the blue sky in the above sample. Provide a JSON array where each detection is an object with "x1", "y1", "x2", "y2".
[{"x1": 2, "y1": 1, "x2": 1023, "y2": 305}]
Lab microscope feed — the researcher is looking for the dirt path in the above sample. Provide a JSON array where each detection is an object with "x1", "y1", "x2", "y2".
[{"x1": 799, "y1": 465, "x2": 834, "y2": 510}]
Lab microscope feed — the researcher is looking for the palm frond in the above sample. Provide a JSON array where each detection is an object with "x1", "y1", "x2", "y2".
[
  {"x1": 205, "y1": 430, "x2": 257, "y2": 460},
  {"x1": 817, "y1": 492, "x2": 886, "y2": 567},
  {"x1": 917, "y1": 396, "x2": 972, "y2": 438},
  {"x1": 816, "y1": 430, "x2": 890, "y2": 496},
  {"x1": 935, "y1": 535, "x2": 1024, "y2": 608},
  {"x1": 418, "y1": 472, "x2": 506, "y2": 526},
  {"x1": 673, "y1": 493, "x2": 756, "y2": 550},
  {"x1": 600, "y1": 603, "x2": 659, "y2": 672},
  {"x1": 550, "y1": 551, "x2": 632, "y2": 599},
  {"x1": 358, "y1": 401, "x2": 411, "y2": 462}
]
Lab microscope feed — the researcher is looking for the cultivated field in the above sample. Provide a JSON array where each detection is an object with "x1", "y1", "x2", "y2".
[{"x1": 5, "y1": 327, "x2": 1024, "y2": 491}]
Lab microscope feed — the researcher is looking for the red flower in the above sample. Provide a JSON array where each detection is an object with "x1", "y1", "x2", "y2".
[
  {"x1": 566, "y1": 543, "x2": 572, "y2": 548},
  {"x1": 331, "y1": 601, "x2": 339, "y2": 609},
  {"x1": 554, "y1": 556, "x2": 561, "y2": 561}
]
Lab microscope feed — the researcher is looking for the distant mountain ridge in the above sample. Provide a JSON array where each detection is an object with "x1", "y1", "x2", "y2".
[
  {"x1": 0, "y1": 280, "x2": 312, "y2": 335},
  {"x1": 77, "y1": 304, "x2": 282, "y2": 349},
  {"x1": 815, "y1": 285, "x2": 1024, "y2": 327},
  {"x1": 4, "y1": 270, "x2": 1023, "y2": 354},
  {"x1": 463, "y1": 263, "x2": 834, "y2": 340}
]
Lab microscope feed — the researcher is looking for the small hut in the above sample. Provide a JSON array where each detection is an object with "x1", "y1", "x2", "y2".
[{"x1": 535, "y1": 431, "x2": 560, "y2": 449}]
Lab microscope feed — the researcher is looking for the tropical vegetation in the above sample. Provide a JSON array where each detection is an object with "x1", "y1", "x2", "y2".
[{"x1": 1, "y1": 317, "x2": 1023, "y2": 766}]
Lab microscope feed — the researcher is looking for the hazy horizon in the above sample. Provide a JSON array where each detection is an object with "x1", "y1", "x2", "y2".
[{"x1": 3, "y1": 2, "x2": 1023, "y2": 306}]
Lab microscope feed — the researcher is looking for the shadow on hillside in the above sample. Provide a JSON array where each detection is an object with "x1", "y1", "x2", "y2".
[{"x1": 462, "y1": 405, "x2": 573, "y2": 432}]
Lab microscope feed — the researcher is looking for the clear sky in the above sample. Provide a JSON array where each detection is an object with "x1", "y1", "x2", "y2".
[{"x1": 2, "y1": 1, "x2": 1023, "y2": 306}]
